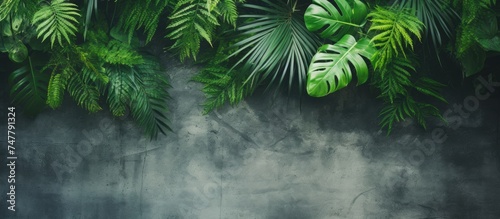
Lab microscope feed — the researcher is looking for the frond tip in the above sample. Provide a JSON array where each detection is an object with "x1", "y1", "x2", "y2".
[
  {"x1": 368, "y1": 7, "x2": 424, "y2": 69},
  {"x1": 32, "y1": 0, "x2": 81, "y2": 48}
]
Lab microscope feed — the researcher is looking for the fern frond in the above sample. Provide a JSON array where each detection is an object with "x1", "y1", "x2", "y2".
[
  {"x1": 166, "y1": 0, "x2": 220, "y2": 60},
  {"x1": 116, "y1": 0, "x2": 168, "y2": 43},
  {"x1": 368, "y1": 7, "x2": 424, "y2": 69},
  {"x1": 91, "y1": 39, "x2": 144, "y2": 66},
  {"x1": 129, "y1": 57, "x2": 171, "y2": 139},
  {"x1": 375, "y1": 55, "x2": 446, "y2": 134},
  {"x1": 32, "y1": 0, "x2": 81, "y2": 48},
  {"x1": 193, "y1": 65, "x2": 254, "y2": 114},
  {"x1": 379, "y1": 96, "x2": 411, "y2": 134},
  {"x1": 393, "y1": 0, "x2": 457, "y2": 49},
  {"x1": 46, "y1": 65, "x2": 72, "y2": 109},
  {"x1": 413, "y1": 77, "x2": 447, "y2": 103},
  {"x1": 67, "y1": 72, "x2": 102, "y2": 113},
  {"x1": 207, "y1": 0, "x2": 221, "y2": 11},
  {"x1": 106, "y1": 64, "x2": 135, "y2": 117},
  {"x1": 217, "y1": 0, "x2": 240, "y2": 26},
  {"x1": 373, "y1": 56, "x2": 414, "y2": 103}
]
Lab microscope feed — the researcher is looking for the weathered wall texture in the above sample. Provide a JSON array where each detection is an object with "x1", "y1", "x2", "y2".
[{"x1": 1, "y1": 56, "x2": 499, "y2": 218}]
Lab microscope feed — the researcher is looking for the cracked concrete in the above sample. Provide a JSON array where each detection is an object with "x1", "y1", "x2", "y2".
[{"x1": 0, "y1": 54, "x2": 500, "y2": 218}]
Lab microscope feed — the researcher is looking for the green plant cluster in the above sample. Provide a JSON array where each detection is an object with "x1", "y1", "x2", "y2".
[{"x1": 1, "y1": 0, "x2": 499, "y2": 138}]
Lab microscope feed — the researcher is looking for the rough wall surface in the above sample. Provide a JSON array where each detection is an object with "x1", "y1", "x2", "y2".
[{"x1": 1, "y1": 56, "x2": 499, "y2": 219}]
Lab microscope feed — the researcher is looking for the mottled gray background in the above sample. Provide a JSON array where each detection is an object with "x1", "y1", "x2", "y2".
[{"x1": 1, "y1": 55, "x2": 499, "y2": 219}]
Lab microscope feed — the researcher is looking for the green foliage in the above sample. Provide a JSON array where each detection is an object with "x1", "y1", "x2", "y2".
[
  {"x1": 129, "y1": 58, "x2": 172, "y2": 139},
  {"x1": 374, "y1": 56, "x2": 446, "y2": 133},
  {"x1": 304, "y1": 0, "x2": 368, "y2": 41},
  {"x1": 217, "y1": 0, "x2": 241, "y2": 26},
  {"x1": 166, "y1": 0, "x2": 244, "y2": 60},
  {"x1": 193, "y1": 65, "x2": 254, "y2": 113},
  {"x1": 116, "y1": 0, "x2": 169, "y2": 43},
  {"x1": 8, "y1": 57, "x2": 49, "y2": 116},
  {"x1": 107, "y1": 64, "x2": 134, "y2": 117},
  {"x1": 368, "y1": 7, "x2": 424, "y2": 69},
  {"x1": 228, "y1": 0, "x2": 320, "y2": 92},
  {"x1": 373, "y1": 56, "x2": 413, "y2": 104},
  {"x1": 379, "y1": 95, "x2": 442, "y2": 134},
  {"x1": 0, "y1": 0, "x2": 21, "y2": 21},
  {"x1": 32, "y1": 0, "x2": 81, "y2": 48},
  {"x1": 46, "y1": 64, "x2": 70, "y2": 109},
  {"x1": 307, "y1": 35, "x2": 376, "y2": 97},
  {"x1": 166, "y1": 0, "x2": 220, "y2": 60},
  {"x1": 393, "y1": 0, "x2": 457, "y2": 48},
  {"x1": 83, "y1": 0, "x2": 98, "y2": 41},
  {"x1": 453, "y1": 0, "x2": 500, "y2": 76},
  {"x1": 97, "y1": 40, "x2": 144, "y2": 66},
  {"x1": 67, "y1": 71, "x2": 102, "y2": 113}
]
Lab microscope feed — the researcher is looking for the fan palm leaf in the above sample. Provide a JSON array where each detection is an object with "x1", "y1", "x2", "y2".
[{"x1": 228, "y1": 0, "x2": 321, "y2": 92}]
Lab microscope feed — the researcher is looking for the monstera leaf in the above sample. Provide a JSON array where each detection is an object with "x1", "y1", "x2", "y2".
[
  {"x1": 304, "y1": 0, "x2": 368, "y2": 40},
  {"x1": 307, "y1": 34, "x2": 376, "y2": 97}
]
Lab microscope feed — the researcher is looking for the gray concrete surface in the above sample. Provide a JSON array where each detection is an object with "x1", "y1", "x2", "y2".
[{"x1": 1, "y1": 55, "x2": 500, "y2": 218}]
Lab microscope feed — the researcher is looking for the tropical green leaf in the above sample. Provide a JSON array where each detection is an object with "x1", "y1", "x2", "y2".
[
  {"x1": 393, "y1": 0, "x2": 457, "y2": 49},
  {"x1": 91, "y1": 39, "x2": 144, "y2": 66},
  {"x1": 306, "y1": 34, "x2": 375, "y2": 97},
  {"x1": 379, "y1": 95, "x2": 441, "y2": 134},
  {"x1": 32, "y1": 0, "x2": 81, "y2": 48},
  {"x1": 129, "y1": 57, "x2": 171, "y2": 139},
  {"x1": 116, "y1": 0, "x2": 169, "y2": 43},
  {"x1": 46, "y1": 66, "x2": 71, "y2": 109},
  {"x1": 8, "y1": 58, "x2": 49, "y2": 116},
  {"x1": 67, "y1": 72, "x2": 102, "y2": 113},
  {"x1": 193, "y1": 65, "x2": 254, "y2": 113},
  {"x1": 304, "y1": 0, "x2": 368, "y2": 40},
  {"x1": 217, "y1": 0, "x2": 241, "y2": 26},
  {"x1": 0, "y1": 0, "x2": 20, "y2": 21},
  {"x1": 83, "y1": 0, "x2": 98, "y2": 41},
  {"x1": 373, "y1": 56, "x2": 414, "y2": 103},
  {"x1": 228, "y1": 0, "x2": 321, "y2": 92},
  {"x1": 106, "y1": 64, "x2": 135, "y2": 117},
  {"x1": 368, "y1": 7, "x2": 424, "y2": 69},
  {"x1": 413, "y1": 77, "x2": 448, "y2": 103},
  {"x1": 166, "y1": 0, "x2": 220, "y2": 60}
]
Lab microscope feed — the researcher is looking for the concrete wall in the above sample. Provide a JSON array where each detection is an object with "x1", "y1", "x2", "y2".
[{"x1": 1, "y1": 56, "x2": 499, "y2": 218}]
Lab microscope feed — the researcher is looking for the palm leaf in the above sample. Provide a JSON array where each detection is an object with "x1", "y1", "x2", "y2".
[
  {"x1": 83, "y1": 0, "x2": 98, "y2": 41},
  {"x1": 8, "y1": 58, "x2": 49, "y2": 116},
  {"x1": 228, "y1": 0, "x2": 321, "y2": 92},
  {"x1": 106, "y1": 64, "x2": 135, "y2": 117},
  {"x1": 32, "y1": 0, "x2": 81, "y2": 48},
  {"x1": 304, "y1": 0, "x2": 368, "y2": 40},
  {"x1": 67, "y1": 72, "x2": 102, "y2": 113},
  {"x1": 393, "y1": 0, "x2": 457, "y2": 48},
  {"x1": 306, "y1": 34, "x2": 376, "y2": 97},
  {"x1": 129, "y1": 57, "x2": 171, "y2": 139}
]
